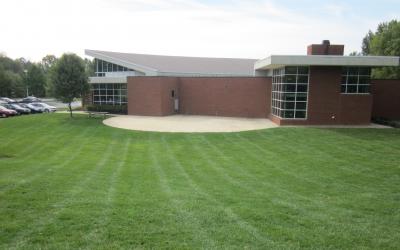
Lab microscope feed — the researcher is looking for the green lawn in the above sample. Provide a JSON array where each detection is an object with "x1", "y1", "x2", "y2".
[{"x1": 1, "y1": 114, "x2": 399, "y2": 249}]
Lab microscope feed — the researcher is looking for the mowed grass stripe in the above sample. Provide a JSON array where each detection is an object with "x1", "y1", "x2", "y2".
[
  {"x1": 0, "y1": 126, "x2": 93, "y2": 195},
  {"x1": 0, "y1": 115, "x2": 399, "y2": 249},
  {"x1": 0, "y1": 115, "x2": 54, "y2": 149},
  {"x1": 146, "y1": 133, "x2": 219, "y2": 249},
  {"x1": 83, "y1": 136, "x2": 132, "y2": 247},
  {"x1": 164, "y1": 134, "x2": 284, "y2": 248},
  {"x1": 3, "y1": 126, "x2": 119, "y2": 248}
]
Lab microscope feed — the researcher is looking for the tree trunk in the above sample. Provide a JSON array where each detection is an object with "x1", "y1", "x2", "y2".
[{"x1": 68, "y1": 102, "x2": 72, "y2": 118}]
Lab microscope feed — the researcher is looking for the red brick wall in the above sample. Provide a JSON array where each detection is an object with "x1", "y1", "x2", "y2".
[
  {"x1": 339, "y1": 94, "x2": 373, "y2": 124},
  {"x1": 127, "y1": 76, "x2": 178, "y2": 116},
  {"x1": 307, "y1": 44, "x2": 344, "y2": 55},
  {"x1": 371, "y1": 79, "x2": 400, "y2": 120},
  {"x1": 127, "y1": 72, "x2": 379, "y2": 125},
  {"x1": 127, "y1": 76, "x2": 270, "y2": 118},
  {"x1": 278, "y1": 66, "x2": 372, "y2": 125},
  {"x1": 179, "y1": 77, "x2": 270, "y2": 118}
]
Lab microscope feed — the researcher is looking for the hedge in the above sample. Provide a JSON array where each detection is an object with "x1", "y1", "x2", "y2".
[{"x1": 86, "y1": 104, "x2": 127, "y2": 114}]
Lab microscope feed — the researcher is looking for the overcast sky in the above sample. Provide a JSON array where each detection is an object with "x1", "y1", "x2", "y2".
[{"x1": 1, "y1": 0, "x2": 399, "y2": 61}]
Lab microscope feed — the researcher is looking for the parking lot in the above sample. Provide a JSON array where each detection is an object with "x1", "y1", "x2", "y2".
[{"x1": 0, "y1": 97, "x2": 82, "y2": 118}]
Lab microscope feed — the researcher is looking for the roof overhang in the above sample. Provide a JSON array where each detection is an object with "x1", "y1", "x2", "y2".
[
  {"x1": 254, "y1": 55, "x2": 400, "y2": 70},
  {"x1": 85, "y1": 49, "x2": 158, "y2": 76}
]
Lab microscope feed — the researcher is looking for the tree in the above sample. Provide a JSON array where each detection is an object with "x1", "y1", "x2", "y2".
[
  {"x1": 84, "y1": 58, "x2": 95, "y2": 76},
  {"x1": 26, "y1": 64, "x2": 47, "y2": 97},
  {"x1": 52, "y1": 54, "x2": 89, "y2": 117},
  {"x1": 361, "y1": 20, "x2": 400, "y2": 79},
  {"x1": 40, "y1": 55, "x2": 58, "y2": 97},
  {"x1": 349, "y1": 51, "x2": 362, "y2": 56},
  {"x1": 41, "y1": 55, "x2": 57, "y2": 73},
  {"x1": 0, "y1": 66, "x2": 25, "y2": 97}
]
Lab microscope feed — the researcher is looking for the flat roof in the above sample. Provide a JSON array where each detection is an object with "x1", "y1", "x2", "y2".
[{"x1": 255, "y1": 55, "x2": 400, "y2": 70}]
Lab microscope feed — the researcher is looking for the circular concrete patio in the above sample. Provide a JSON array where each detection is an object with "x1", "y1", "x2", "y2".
[{"x1": 103, "y1": 115, "x2": 277, "y2": 132}]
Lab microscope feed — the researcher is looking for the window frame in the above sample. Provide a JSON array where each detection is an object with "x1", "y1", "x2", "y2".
[
  {"x1": 271, "y1": 66, "x2": 310, "y2": 120},
  {"x1": 341, "y1": 67, "x2": 371, "y2": 95}
]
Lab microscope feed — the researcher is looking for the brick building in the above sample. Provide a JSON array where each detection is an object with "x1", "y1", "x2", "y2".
[{"x1": 85, "y1": 41, "x2": 400, "y2": 125}]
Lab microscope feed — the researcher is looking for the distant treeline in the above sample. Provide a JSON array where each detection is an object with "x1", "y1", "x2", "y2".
[{"x1": 0, "y1": 54, "x2": 93, "y2": 98}]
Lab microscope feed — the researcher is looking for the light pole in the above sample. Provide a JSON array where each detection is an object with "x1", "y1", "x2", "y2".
[{"x1": 23, "y1": 69, "x2": 29, "y2": 97}]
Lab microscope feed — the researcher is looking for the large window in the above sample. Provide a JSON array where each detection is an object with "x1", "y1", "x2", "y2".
[
  {"x1": 94, "y1": 59, "x2": 133, "y2": 77},
  {"x1": 91, "y1": 83, "x2": 127, "y2": 105},
  {"x1": 341, "y1": 67, "x2": 371, "y2": 94},
  {"x1": 271, "y1": 66, "x2": 309, "y2": 119}
]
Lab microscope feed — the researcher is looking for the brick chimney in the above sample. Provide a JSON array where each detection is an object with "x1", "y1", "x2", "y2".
[{"x1": 307, "y1": 40, "x2": 344, "y2": 55}]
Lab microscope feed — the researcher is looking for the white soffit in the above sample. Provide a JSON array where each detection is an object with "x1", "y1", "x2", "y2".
[
  {"x1": 254, "y1": 55, "x2": 400, "y2": 70},
  {"x1": 89, "y1": 77, "x2": 127, "y2": 83}
]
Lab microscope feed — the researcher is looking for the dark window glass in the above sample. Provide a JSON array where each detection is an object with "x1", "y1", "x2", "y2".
[
  {"x1": 283, "y1": 110, "x2": 295, "y2": 118},
  {"x1": 347, "y1": 85, "x2": 358, "y2": 93},
  {"x1": 358, "y1": 76, "x2": 370, "y2": 84},
  {"x1": 103, "y1": 62, "x2": 108, "y2": 72},
  {"x1": 297, "y1": 84, "x2": 308, "y2": 92},
  {"x1": 100, "y1": 89, "x2": 106, "y2": 95},
  {"x1": 341, "y1": 67, "x2": 348, "y2": 75},
  {"x1": 284, "y1": 75, "x2": 296, "y2": 83},
  {"x1": 359, "y1": 67, "x2": 371, "y2": 75},
  {"x1": 297, "y1": 75, "x2": 308, "y2": 83},
  {"x1": 348, "y1": 67, "x2": 358, "y2": 75},
  {"x1": 358, "y1": 85, "x2": 370, "y2": 93},
  {"x1": 107, "y1": 90, "x2": 113, "y2": 95},
  {"x1": 93, "y1": 96, "x2": 100, "y2": 101},
  {"x1": 295, "y1": 111, "x2": 306, "y2": 118},
  {"x1": 341, "y1": 84, "x2": 346, "y2": 93},
  {"x1": 283, "y1": 102, "x2": 295, "y2": 109},
  {"x1": 296, "y1": 102, "x2": 307, "y2": 110},
  {"x1": 348, "y1": 76, "x2": 358, "y2": 84},
  {"x1": 282, "y1": 93, "x2": 296, "y2": 101},
  {"x1": 283, "y1": 84, "x2": 296, "y2": 92},
  {"x1": 108, "y1": 63, "x2": 113, "y2": 72},
  {"x1": 99, "y1": 60, "x2": 104, "y2": 72},
  {"x1": 298, "y1": 67, "x2": 309, "y2": 75},
  {"x1": 285, "y1": 66, "x2": 297, "y2": 74},
  {"x1": 296, "y1": 93, "x2": 307, "y2": 101}
]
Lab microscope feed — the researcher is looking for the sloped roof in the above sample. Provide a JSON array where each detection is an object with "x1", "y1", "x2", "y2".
[{"x1": 85, "y1": 49, "x2": 257, "y2": 76}]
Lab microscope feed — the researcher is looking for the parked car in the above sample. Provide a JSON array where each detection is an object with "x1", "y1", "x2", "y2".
[
  {"x1": 0, "y1": 106, "x2": 18, "y2": 117},
  {"x1": 0, "y1": 97, "x2": 16, "y2": 103},
  {"x1": 30, "y1": 102, "x2": 57, "y2": 112},
  {"x1": 19, "y1": 103, "x2": 44, "y2": 113},
  {"x1": 2, "y1": 103, "x2": 31, "y2": 114},
  {"x1": 21, "y1": 96, "x2": 41, "y2": 103}
]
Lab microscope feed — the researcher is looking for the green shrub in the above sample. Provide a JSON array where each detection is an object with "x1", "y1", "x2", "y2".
[
  {"x1": 372, "y1": 117, "x2": 400, "y2": 128},
  {"x1": 86, "y1": 104, "x2": 127, "y2": 114}
]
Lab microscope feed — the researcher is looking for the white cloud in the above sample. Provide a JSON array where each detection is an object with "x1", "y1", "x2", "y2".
[{"x1": 0, "y1": 0, "x2": 386, "y2": 61}]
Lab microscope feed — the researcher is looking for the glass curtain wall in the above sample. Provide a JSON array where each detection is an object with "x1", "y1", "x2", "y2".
[
  {"x1": 94, "y1": 59, "x2": 133, "y2": 77},
  {"x1": 271, "y1": 66, "x2": 309, "y2": 119},
  {"x1": 91, "y1": 83, "x2": 127, "y2": 105}
]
